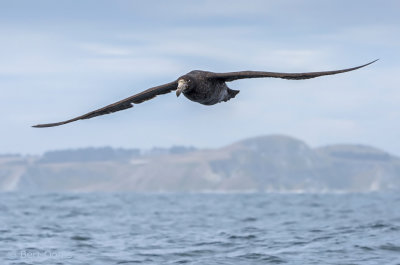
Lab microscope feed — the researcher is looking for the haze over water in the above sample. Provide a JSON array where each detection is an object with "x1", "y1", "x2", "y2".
[{"x1": 1, "y1": 192, "x2": 399, "y2": 264}]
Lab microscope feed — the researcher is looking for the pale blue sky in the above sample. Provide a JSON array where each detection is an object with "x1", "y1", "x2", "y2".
[{"x1": 1, "y1": 0, "x2": 399, "y2": 154}]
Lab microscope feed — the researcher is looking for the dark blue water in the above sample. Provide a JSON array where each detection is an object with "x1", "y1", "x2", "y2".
[{"x1": 1, "y1": 192, "x2": 400, "y2": 265}]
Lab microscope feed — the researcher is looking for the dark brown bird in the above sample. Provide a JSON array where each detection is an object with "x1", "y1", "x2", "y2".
[{"x1": 33, "y1": 60, "x2": 377, "y2": 128}]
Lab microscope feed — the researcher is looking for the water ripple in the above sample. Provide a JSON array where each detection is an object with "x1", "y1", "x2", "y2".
[{"x1": 0, "y1": 192, "x2": 399, "y2": 265}]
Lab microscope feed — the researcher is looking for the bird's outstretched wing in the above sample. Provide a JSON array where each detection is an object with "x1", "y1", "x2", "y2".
[
  {"x1": 32, "y1": 80, "x2": 178, "y2": 128},
  {"x1": 210, "y1": 60, "x2": 378, "y2": 82}
]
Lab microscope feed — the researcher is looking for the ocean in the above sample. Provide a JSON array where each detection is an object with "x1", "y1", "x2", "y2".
[{"x1": 1, "y1": 192, "x2": 399, "y2": 265}]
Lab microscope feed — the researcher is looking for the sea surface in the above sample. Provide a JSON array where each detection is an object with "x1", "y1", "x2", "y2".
[{"x1": 0, "y1": 192, "x2": 400, "y2": 265}]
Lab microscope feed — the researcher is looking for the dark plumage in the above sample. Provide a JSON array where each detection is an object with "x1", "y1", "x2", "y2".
[{"x1": 33, "y1": 60, "x2": 377, "y2": 128}]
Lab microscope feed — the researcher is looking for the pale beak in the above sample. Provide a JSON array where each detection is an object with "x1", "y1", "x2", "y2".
[{"x1": 176, "y1": 79, "x2": 188, "y2": 97}]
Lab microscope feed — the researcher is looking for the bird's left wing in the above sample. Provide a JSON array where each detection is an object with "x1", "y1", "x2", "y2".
[
  {"x1": 210, "y1": 60, "x2": 378, "y2": 82},
  {"x1": 32, "y1": 80, "x2": 178, "y2": 128}
]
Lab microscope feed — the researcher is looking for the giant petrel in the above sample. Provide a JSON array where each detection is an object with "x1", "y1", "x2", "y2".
[{"x1": 33, "y1": 60, "x2": 377, "y2": 128}]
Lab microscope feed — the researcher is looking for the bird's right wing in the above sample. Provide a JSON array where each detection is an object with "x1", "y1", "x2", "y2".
[
  {"x1": 32, "y1": 80, "x2": 178, "y2": 128},
  {"x1": 210, "y1": 60, "x2": 378, "y2": 82}
]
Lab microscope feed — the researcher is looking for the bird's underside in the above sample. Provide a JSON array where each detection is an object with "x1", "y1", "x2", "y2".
[{"x1": 32, "y1": 60, "x2": 377, "y2": 128}]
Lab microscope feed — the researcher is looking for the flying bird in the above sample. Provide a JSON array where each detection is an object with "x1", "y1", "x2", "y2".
[{"x1": 33, "y1": 60, "x2": 377, "y2": 128}]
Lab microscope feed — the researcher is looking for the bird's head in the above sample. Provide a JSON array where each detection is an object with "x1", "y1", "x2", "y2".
[{"x1": 176, "y1": 76, "x2": 194, "y2": 97}]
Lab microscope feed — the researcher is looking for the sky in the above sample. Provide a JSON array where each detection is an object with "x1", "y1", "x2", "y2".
[{"x1": 0, "y1": 0, "x2": 399, "y2": 155}]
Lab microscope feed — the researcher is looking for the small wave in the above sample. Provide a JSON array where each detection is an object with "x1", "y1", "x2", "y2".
[
  {"x1": 354, "y1": 245, "x2": 374, "y2": 251},
  {"x1": 193, "y1": 241, "x2": 225, "y2": 246},
  {"x1": 357, "y1": 221, "x2": 400, "y2": 232},
  {"x1": 173, "y1": 259, "x2": 191, "y2": 264},
  {"x1": 237, "y1": 253, "x2": 286, "y2": 263},
  {"x1": 241, "y1": 217, "x2": 257, "y2": 222},
  {"x1": 0, "y1": 237, "x2": 17, "y2": 242},
  {"x1": 76, "y1": 243, "x2": 96, "y2": 249},
  {"x1": 175, "y1": 249, "x2": 215, "y2": 257},
  {"x1": 379, "y1": 243, "x2": 400, "y2": 252},
  {"x1": 241, "y1": 226, "x2": 261, "y2": 233},
  {"x1": 228, "y1": 234, "x2": 257, "y2": 240},
  {"x1": 281, "y1": 220, "x2": 297, "y2": 225},
  {"x1": 70, "y1": 235, "x2": 91, "y2": 241},
  {"x1": 370, "y1": 222, "x2": 388, "y2": 229},
  {"x1": 309, "y1": 228, "x2": 323, "y2": 233},
  {"x1": 310, "y1": 235, "x2": 333, "y2": 243},
  {"x1": 116, "y1": 260, "x2": 142, "y2": 264},
  {"x1": 291, "y1": 240, "x2": 307, "y2": 246}
]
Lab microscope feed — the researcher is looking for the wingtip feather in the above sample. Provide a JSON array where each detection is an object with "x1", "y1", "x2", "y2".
[
  {"x1": 32, "y1": 121, "x2": 69, "y2": 128},
  {"x1": 368, "y1": 59, "x2": 379, "y2": 65},
  {"x1": 32, "y1": 124, "x2": 57, "y2": 128}
]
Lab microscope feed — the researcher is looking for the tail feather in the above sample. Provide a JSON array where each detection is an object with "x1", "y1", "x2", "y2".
[{"x1": 224, "y1": 88, "x2": 239, "y2": 102}]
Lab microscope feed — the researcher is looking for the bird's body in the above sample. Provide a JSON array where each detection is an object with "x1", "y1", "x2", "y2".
[
  {"x1": 33, "y1": 60, "x2": 378, "y2": 128},
  {"x1": 179, "y1": 70, "x2": 239, "y2": 105}
]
